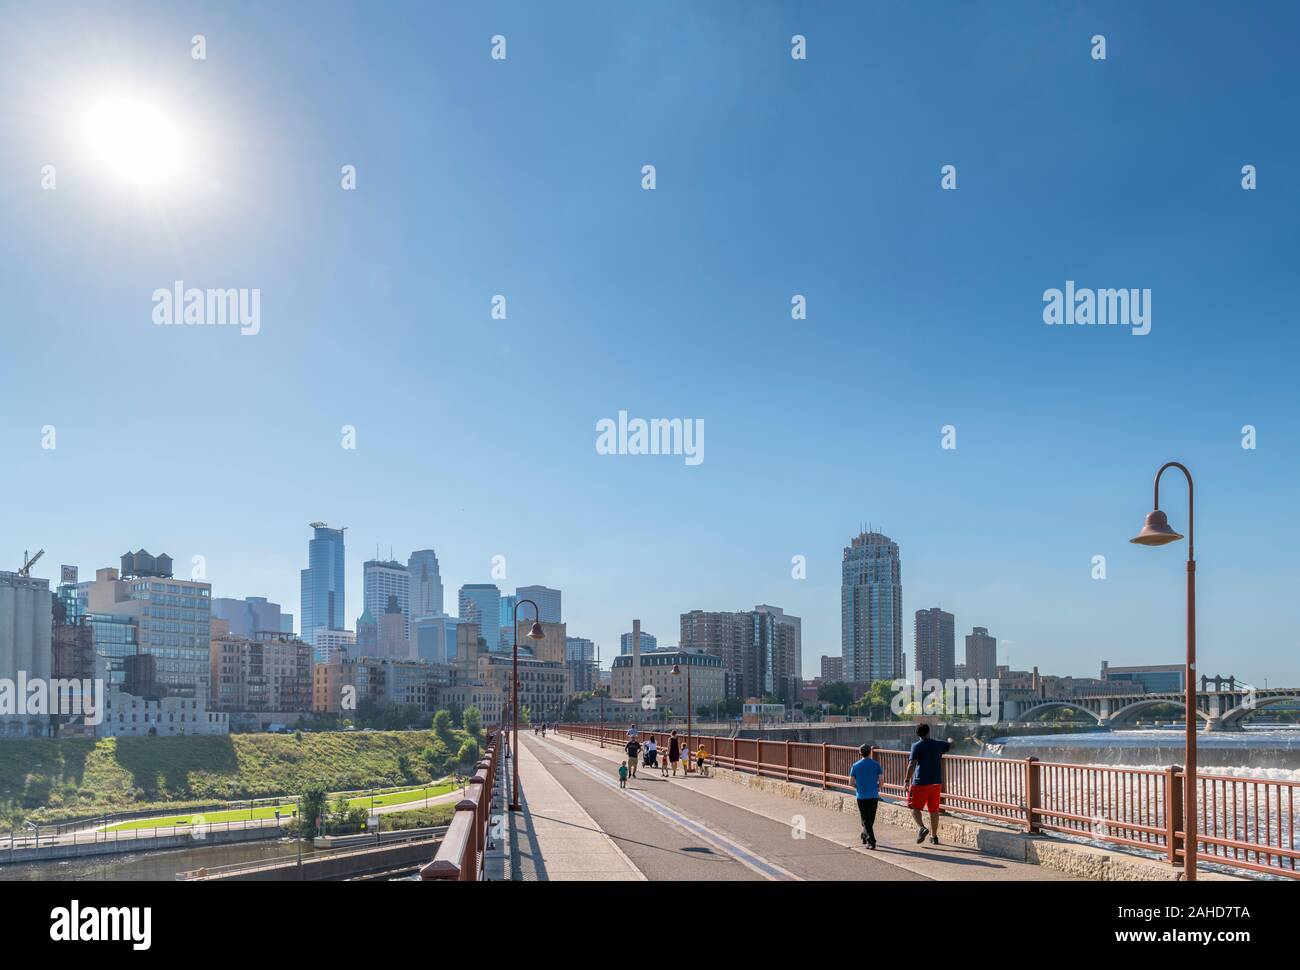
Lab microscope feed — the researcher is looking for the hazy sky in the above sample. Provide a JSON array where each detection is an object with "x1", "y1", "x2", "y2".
[{"x1": 2, "y1": 1, "x2": 1297, "y2": 685}]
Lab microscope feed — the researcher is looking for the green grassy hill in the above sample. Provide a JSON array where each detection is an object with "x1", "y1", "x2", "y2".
[{"x1": 0, "y1": 728, "x2": 482, "y2": 828}]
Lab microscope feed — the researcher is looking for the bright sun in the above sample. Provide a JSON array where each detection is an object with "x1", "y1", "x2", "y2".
[{"x1": 80, "y1": 92, "x2": 189, "y2": 187}]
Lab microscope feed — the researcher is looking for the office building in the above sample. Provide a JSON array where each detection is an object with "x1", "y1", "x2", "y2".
[
  {"x1": 209, "y1": 619, "x2": 313, "y2": 713},
  {"x1": 680, "y1": 605, "x2": 802, "y2": 703},
  {"x1": 965, "y1": 627, "x2": 998, "y2": 681},
  {"x1": 411, "y1": 613, "x2": 460, "y2": 665},
  {"x1": 211, "y1": 596, "x2": 288, "y2": 640},
  {"x1": 378, "y1": 594, "x2": 410, "y2": 659},
  {"x1": 301, "y1": 524, "x2": 346, "y2": 646},
  {"x1": 312, "y1": 628, "x2": 355, "y2": 664},
  {"x1": 516, "y1": 585, "x2": 562, "y2": 624},
  {"x1": 620, "y1": 630, "x2": 657, "y2": 655},
  {"x1": 515, "y1": 620, "x2": 567, "y2": 664},
  {"x1": 407, "y1": 549, "x2": 444, "y2": 619},
  {"x1": 363, "y1": 559, "x2": 409, "y2": 637},
  {"x1": 565, "y1": 636, "x2": 597, "y2": 693},
  {"x1": 1100, "y1": 661, "x2": 1185, "y2": 693},
  {"x1": 841, "y1": 530, "x2": 903, "y2": 683},
  {"x1": 914, "y1": 608, "x2": 956, "y2": 682},
  {"x1": 498, "y1": 594, "x2": 517, "y2": 650},
  {"x1": 611, "y1": 648, "x2": 725, "y2": 715},
  {"x1": 820, "y1": 655, "x2": 844, "y2": 682},
  {"x1": 80, "y1": 558, "x2": 212, "y2": 699},
  {"x1": 459, "y1": 584, "x2": 501, "y2": 652}
]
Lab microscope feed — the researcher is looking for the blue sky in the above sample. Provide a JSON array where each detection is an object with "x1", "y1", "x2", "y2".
[{"x1": 1, "y1": 1, "x2": 1297, "y2": 685}]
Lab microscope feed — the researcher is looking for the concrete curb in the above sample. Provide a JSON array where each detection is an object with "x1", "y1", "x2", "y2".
[{"x1": 707, "y1": 764, "x2": 1244, "y2": 882}]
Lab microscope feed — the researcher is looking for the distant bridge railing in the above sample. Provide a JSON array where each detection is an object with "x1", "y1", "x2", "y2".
[
  {"x1": 420, "y1": 729, "x2": 502, "y2": 882},
  {"x1": 558, "y1": 723, "x2": 1299, "y2": 880}
]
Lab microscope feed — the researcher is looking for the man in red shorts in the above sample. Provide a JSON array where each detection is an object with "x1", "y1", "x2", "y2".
[{"x1": 904, "y1": 723, "x2": 952, "y2": 845}]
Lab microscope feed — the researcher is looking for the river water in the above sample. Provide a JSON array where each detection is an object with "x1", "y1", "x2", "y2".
[
  {"x1": 0, "y1": 836, "x2": 325, "y2": 881},
  {"x1": 985, "y1": 726, "x2": 1300, "y2": 778}
]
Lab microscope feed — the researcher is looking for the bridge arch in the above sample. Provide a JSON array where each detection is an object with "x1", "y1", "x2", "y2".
[
  {"x1": 1015, "y1": 701, "x2": 1103, "y2": 725},
  {"x1": 1107, "y1": 697, "x2": 1213, "y2": 727},
  {"x1": 1218, "y1": 694, "x2": 1300, "y2": 729}
]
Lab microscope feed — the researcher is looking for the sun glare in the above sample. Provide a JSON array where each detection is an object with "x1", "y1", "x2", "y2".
[{"x1": 80, "y1": 92, "x2": 190, "y2": 188}]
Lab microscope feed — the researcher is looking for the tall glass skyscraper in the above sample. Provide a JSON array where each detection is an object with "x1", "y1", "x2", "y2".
[
  {"x1": 458, "y1": 584, "x2": 501, "y2": 651},
  {"x1": 300, "y1": 524, "x2": 346, "y2": 647},
  {"x1": 515, "y1": 585, "x2": 561, "y2": 624},
  {"x1": 841, "y1": 531, "x2": 902, "y2": 683},
  {"x1": 408, "y1": 549, "x2": 443, "y2": 619},
  {"x1": 363, "y1": 559, "x2": 409, "y2": 635}
]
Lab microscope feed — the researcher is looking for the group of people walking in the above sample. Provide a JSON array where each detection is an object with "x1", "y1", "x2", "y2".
[
  {"x1": 610, "y1": 720, "x2": 953, "y2": 851},
  {"x1": 618, "y1": 725, "x2": 708, "y2": 788},
  {"x1": 849, "y1": 723, "x2": 953, "y2": 849}
]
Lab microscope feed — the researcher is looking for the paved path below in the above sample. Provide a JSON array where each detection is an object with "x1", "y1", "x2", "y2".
[{"x1": 518, "y1": 731, "x2": 1079, "y2": 881}]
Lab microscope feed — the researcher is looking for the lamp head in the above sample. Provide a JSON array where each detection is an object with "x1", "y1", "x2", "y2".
[
  {"x1": 527, "y1": 621, "x2": 545, "y2": 640},
  {"x1": 1130, "y1": 509, "x2": 1184, "y2": 546},
  {"x1": 671, "y1": 664, "x2": 681, "y2": 676}
]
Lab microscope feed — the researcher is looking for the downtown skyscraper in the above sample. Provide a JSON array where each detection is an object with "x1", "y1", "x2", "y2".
[
  {"x1": 914, "y1": 607, "x2": 955, "y2": 683},
  {"x1": 408, "y1": 549, "x2": 444, "y2": 619},
  {"x1": 841, "y1": 530, "x2": 902, "y2": 683},
  {"x1": 363, "y1": 559, "x2": 409, "y2": 634},
  {"x1": 300, "y1": 523, "x2": 346, "y2": 647}
]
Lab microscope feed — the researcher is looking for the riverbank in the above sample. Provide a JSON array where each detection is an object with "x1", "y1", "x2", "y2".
[{"x1": 0, "y1": 727, "x2": 482, "y2": 828}]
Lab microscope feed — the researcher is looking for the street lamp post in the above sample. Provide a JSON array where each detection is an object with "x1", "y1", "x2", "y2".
[
  {"x1": 510, "y1": 599, "x2": 545, "y2": 812},
  {"x1": 672, "y1": 658, "x2": 692, "y2": 773},
  {"x1": 1130, "y1": 460, "x2": 1198, "y2": 881}
]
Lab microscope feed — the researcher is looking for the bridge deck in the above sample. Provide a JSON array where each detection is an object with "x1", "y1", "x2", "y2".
[{"x1": 509, "y1": 731, "x2": 1078, "y2": 882}]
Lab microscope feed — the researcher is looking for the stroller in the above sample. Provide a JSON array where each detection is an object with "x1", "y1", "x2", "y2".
[{"x1": 643, "y1": 744, "x2": 658, "y2": 768}]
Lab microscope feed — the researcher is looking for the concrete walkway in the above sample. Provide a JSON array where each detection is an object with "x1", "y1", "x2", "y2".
[
  {"x1": 501, "y1": 732, "x2": 644, "y2": 881},
  {"x1": 523, "y1": 731, "x2": 1078, "y2": 881}
]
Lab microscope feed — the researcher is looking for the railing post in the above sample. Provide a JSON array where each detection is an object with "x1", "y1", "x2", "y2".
[
  {"x1": 1164, "y1": 759, "x2": 1185, "y2": 863},
  {"x1": 1166, "y1": 764, "x2": 1184, "y2": 867},
  {"x1": 1024, "y1": 757, "x2": 1040, "y2": 833},
  {"x1": 785, "y1": 741, "x2": 791, "y2": 782},
  {"x1": 821, "y1": 743, "x2": 829, "y2": 789}
]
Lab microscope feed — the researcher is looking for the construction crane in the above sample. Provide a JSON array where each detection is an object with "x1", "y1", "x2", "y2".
[{"x1": 17, "y1": 549, "x2": 44, "y2": 577}]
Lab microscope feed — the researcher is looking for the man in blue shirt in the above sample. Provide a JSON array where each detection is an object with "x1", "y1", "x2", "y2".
[
  {"x1": 905, "y1": 723, "x2": 953, "y2": 845},
  {"x1": 848, "y1": 743, "x2": 884, "y2": 849}
]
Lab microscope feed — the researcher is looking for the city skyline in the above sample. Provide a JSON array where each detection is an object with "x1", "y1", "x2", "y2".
[
  {"x1": 2, "y1": 1, "x2": 1298, "y2": 687},
  {"x1": 11, "y1": 514, "x2": 1294, "y2": 689}
]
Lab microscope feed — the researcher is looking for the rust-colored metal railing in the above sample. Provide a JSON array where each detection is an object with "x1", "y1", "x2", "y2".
[
  {"x1": 557, "y1": 722, "x2": 1300, "y2": 879},
  {"x1": 420, "y1": 729, "x2": 502, "y2": 881}
]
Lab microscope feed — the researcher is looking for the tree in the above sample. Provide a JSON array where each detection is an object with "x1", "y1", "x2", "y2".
[
  {"x1": 298, "y1": 782, "x2": 329, "y2": 837},
  {"x1": 817, "y1": 681, "x2": 853, "y2": 711},
  {"x1": 462, "y1": 706, "x2": 482, "y2": 738},
  {"x1": 457, "y1": 738, "x2": 480, "y2": 770},
  {"x1": 433, "y1": 709, "x2": 454, "y2": 741},
  {"x1": 863, "y1": 679, "x2": 896, "y2": 720}
]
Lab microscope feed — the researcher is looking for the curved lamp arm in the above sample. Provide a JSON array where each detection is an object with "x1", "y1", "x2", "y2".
[{"x1": 1153, "y1": 461, "x2": 1194, "y2": 561}]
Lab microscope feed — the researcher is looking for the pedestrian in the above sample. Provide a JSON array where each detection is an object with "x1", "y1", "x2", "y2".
[
  {"x1": 668, "y1": 731, "x2": 681, "y2": 777},
  {"x1": 660, "y1": 741, "x2": 671, "y2": 777},
  {"x1": 645, "y1": 735, "x2": 657, "y2": 769},
  {"x1": 849, "y1": 743, "x2": 883, "y2": 849},
  {"x1": 625, "y1": 735, "x2": 641, "y2": 779},
  {"x1": 695, "y1": 743, "x2": 709, "y2": 776},
  {"x1": 904, "y1": 723, "x2": 953, "y2": 845},
  {"x1": 627, "y1": 723, "x2": 639, "y2": 742},
  {"x1": 618, "y1": 761, "x2": 628, "y2": 789}
]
